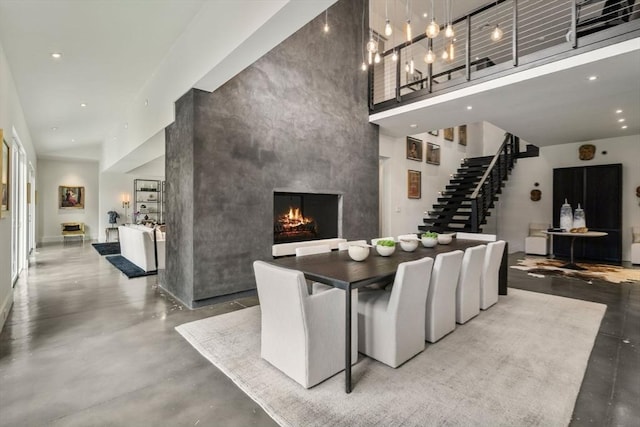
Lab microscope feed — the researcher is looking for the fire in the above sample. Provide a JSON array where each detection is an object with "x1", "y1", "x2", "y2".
[{"x1": 280, "y1": 207, "x2": 313, "y2": 229}]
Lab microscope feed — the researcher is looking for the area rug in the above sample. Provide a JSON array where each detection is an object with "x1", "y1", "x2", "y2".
[
  {"x1": 511, "y1": 257, "x2": 640, "y2": 284},
  {"x1": 176, "y1": 289, "x2": 605, "y2": 427},
  {"x1": 105, "y1": 255, "x2": 156, "y2": 278},
  {"x1": 91, "y1": 242, "x2": 121, "y2": 256}
]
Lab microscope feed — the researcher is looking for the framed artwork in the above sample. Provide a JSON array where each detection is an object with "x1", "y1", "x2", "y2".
[
  {"x1": 444, "y1": 127, "x2": 454, "y2": 141},
  {"x1": 459, "y1": 125, "x2": 467, "y2": 146},
  {"x1": 407, "y1": 69, "x2": 424, "y2": 91},
  {"x1": 406, "y1": 136, "x2": 423, "y2": 161},
  {"x1": 408, "y1": 170, "x2": 421, "y2": 199},
  {"x1": 428, "y1": 130, "x2": 439, "y2": 136},
  {"x1": 1, "y1": 132, "x2": 9, "y2": 217},
  {"x1": 59, "y1": 185, "x2": 85, "y2": 209},
  {"x1": 426, "y1": 142, "x2": 441, "y2": 165}
]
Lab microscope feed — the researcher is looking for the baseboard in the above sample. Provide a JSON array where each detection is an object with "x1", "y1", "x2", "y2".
[{"x1": 0, "y1": 288, "x2": 14, "y2": 333}]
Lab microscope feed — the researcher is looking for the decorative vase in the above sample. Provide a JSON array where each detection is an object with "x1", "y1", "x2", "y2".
[
  {"x1": 573, "y1": 204, "x2": 586, "y2": 229},
  {"x1": 560, "y1": 199, "x2": 573, "y2": 231}
]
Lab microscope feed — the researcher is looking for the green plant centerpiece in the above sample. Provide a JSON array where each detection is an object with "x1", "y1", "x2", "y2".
[
  {"x1": 375, "y1": 239, "x2": 396, "y2": 256},
  {"x1": 421, "y1": 231, "x2": 438, "y2": 248}
]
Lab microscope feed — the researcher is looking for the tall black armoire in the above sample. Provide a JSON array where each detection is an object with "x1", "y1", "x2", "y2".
[{"x1": 552, "y1": 164, "x2": 622, "y2": 263}]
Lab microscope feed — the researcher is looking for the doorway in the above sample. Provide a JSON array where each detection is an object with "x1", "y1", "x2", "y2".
[{"x1": 10, "y1": 129, "x2": 28, "y2": 285}]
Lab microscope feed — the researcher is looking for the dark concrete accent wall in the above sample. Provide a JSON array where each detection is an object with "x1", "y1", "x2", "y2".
[{"x1": 165, "y1": 0, "x2": 379, "y2": 307}]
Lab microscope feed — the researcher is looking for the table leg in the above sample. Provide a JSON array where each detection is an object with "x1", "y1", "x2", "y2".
[
  {"x1": 345, "y1": 284, "x2": 352, "y2": 394},
  {"x1": 561, "y1": 236, "x2": 586, "y2": 270}
]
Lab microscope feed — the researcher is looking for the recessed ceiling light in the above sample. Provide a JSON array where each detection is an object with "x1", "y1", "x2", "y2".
[
  {"x1": 423, "y1": 12, "x2": 428, "y2": 18},
  {"x1": 409, "y1": 124, "x2": 417, "y2": 128},
  {"x1": 466, "y1": 105, "x2": 473, "y2": 110},
  {"x1": 618, "y1": 118, "x2": 625, "y2": 122},
  {"x1": 615, "y1": 109, "x2": 623, "y2": 114},
  {"x1": 621, "y1": 125, "x2": 628, "y2": 129},
  {"x1": 51, "y1": 127, "x2": 58, "y2": 131},
  {"x1": 144, "y1": 99, "x2": 149, "y2": 106},
  {"x1": 51, "y1": 52, "x2": 62, "y2": 59},
  {"x1": 71, "y1": 138, "x2": 75, "y2": 142},
  {"x1": 124, "y1": 123, "x2": 128, "y2": 129},
  {"x1": 588, "y1": 75, "x2": 598, "y2": 81},
  {"x1": 80, "y1": 103, "x2": 87, "y2": 107}
]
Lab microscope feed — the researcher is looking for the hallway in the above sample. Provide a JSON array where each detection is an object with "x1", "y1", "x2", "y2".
[{"x1": 0, "y1": 243, "x2": 638, "y2": 426}]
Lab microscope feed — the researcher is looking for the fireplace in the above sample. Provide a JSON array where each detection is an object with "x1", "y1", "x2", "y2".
[{"x1": 273, "y1": 192, "x2": 340, "y2": 244}]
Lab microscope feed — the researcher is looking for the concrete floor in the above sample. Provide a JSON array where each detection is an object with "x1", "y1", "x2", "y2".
[{"x1": 0, "y1": 243, "x2": 638, "y2": 426}]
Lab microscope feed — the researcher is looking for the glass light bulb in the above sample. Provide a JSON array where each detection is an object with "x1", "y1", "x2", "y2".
[
  {"x1": 391, "y1": 50, "x2": 398, "y2": 61},
  {"x1": 448, "y1": 43, "x2": 455, "y2": 60},
  {"x1": 424, "y1": 49, "x2": 435, "y2": 64},
  {"x1": 426, "y1": 19, "x2": 440, "y2": 38},
  {"x1": 361, "y1": 62, "x2": 367, "y2": 71},
  {"x1": 374, "y1": 52, "x2": 381, "y2": 64},
  {"x1": 410, "y1": 58, "x2": 415, "y2": 74},
  {"x1": 366, "y1": 38, "x2": 378, "y2": 53},
  {"x1": 441, "y1": 49, "x2": 449, "y2": 60},
  {"x1": 385, "y1": 19, "x2": 393, "y2": 37},
  {"x1": 491, "y1": 25, "x2": 503, "y2": 42},
  {"x1": 368, "y1": 51, "x2": 373, "y2": 65},
  {"x1": 405, "y1": 61, "x2": 409, "y2": 73},
  {"x1": 444, "y1": 23, "x2": 454, "y2": 38},
  {"x1": 323, "y1": 23, "x2": 329, "y2": 33},
  {"x1": 406, "y1": 20, "x2": 412, "y2": 41}
]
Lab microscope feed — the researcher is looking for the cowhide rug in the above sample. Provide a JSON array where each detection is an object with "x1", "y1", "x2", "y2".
[{"x1": 511, "y1": 258, "x2": 640, "y2": 284}]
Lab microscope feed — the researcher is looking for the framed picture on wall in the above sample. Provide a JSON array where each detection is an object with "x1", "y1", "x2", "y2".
[
  {"x1": 408, "y1": 170, "x2": 421, "y2": 199},
  {"x1": 1, "y1": 132, "x2": 10, "y2": 217},
  {"x1": 444, "y1": 127, "x2": 454, "y2": 141},
  {"x1": 59, "y1": 185, "x2": 85, "y2": 209},
  {"x1": 426, "y1": 142, "x2": 441, "y2": 165},
  {"x1": 406, "y1": 136, "x2": 423, "y2": 161},
  {"x1": 459, "y1": 125, "x2": 467, "y2": 146}
]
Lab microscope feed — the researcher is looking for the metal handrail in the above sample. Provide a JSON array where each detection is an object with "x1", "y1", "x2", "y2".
[{"x1": 470, "y1": 133, "x2": 512, "y2": 199}]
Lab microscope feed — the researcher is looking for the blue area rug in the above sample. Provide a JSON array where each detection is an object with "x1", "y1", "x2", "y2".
[
  {"x1": 105, "y1": 255, "x2": 156, "y2": 278},
  {"x1": 92, "y1": 242, "x2": 121, "y2": 256}
]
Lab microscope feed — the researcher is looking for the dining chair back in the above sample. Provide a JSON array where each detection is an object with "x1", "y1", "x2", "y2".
[
  {"x1": 425, "y1": 250, "x2": 464, "y2": 343},
  {"x1": 358, "y1": 257, "x2": 434, "y2": 368},
  {"x1": 480, "y1": 240, "x2": 506, "y2": 310},
  {"x1": 456, "y1": 232, "x2": 497, "y2": 242},
  {"x1": 455, "y1": 244, "x2": 486, "y2": 324},
  {"x1": 338, "y1": 240, "x2": 368, "y2": 251},
  {"x1": 295, "y1": 244, "x2": 331, "y2": 257},
  {"x1": 253, "y1": 261, "x2": 357, "y2": 389},
  {"x1": 397, "y1": 233, "x2": 419, "y2": 241}
]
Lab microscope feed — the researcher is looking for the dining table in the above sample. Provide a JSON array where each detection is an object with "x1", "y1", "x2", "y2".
[
  {"x1": 543, "y1": 230, "x2": 608, "y2": 270},
  {"x1": 269, "y1": 238, "x2": 508, "y2": 393}
]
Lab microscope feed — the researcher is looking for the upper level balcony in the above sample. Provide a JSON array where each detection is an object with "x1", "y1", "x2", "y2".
[{"x1": 368, "y1": 0, "x2": 640, "y2": 117}]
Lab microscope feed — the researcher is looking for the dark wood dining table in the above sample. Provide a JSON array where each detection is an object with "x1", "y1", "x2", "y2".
[{"x1": 269, "y1": 238, "x2": 509, "y2": 393}]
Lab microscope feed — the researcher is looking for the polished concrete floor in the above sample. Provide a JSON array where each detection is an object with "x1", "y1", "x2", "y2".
[{"x1": 0, "y1": 243, "x2": 638, "y2": 426}]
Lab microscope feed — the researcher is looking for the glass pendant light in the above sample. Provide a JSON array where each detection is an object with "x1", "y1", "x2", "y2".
[
  {"x1": 491, "y1": 24, "x2": 503, "y2": 41},
  {"x1": 410, "y1": 57, "x2": 415, "y2": 74},
  {"x1": 405, "y1": 61, "x2": 410, "y2": 73},
  {"x1": 384, "y1": 0, "x2": 392, "y2": 36},
  {"x1": 392, "y1": 50, "x2": 398, "y2": 61},
  {"x1": 406, "y1": 20, "x2": 412, "y2": 41},
  {"x1": 448, "y1": 41, "x2": 455, "y2": 60},
  {"x1": 441, "y1": 48, "x2": 449, "y2": 60},
  {"x1": 424, "y1": 48, "x2": 435, "y2": 64},
  {"x1": 374, "y1": 52, "x2": 381, "y2": 63},
  {"x1": 361, "y1": 62, "x2": 368, "y2": 71},
  {"x1": 425, "y1": 0, "x2": 439, "y2": 38},
  {"x1": 444, "y1": 23, "x2": 454, "y2": 38},
  {"x1": 444, "y1": 1, "x2": 454, "y2": 37},
  {"x1": 323, "y1": 9, "x2": 329, "y2": 33}
]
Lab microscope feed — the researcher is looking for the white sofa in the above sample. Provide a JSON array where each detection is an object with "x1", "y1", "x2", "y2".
[{"x1": 118, "y1": 225, "x2": 165, "y2": 272}]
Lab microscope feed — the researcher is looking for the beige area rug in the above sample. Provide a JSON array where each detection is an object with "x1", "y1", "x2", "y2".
[
  {"x1": 176, "y1": 289, "x2": 605, "y2": 427},
  {"x1": 512, "y1": 258, "x2": 640, "y2": 284}
]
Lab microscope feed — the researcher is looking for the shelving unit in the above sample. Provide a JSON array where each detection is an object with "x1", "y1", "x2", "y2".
[{"x1": 134, "y1": 179, "x2": 162, "y2": 223}]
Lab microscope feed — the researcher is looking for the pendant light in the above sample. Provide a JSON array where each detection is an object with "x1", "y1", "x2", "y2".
[
  {"x1": 366, "y1": 30, "x2": 378, "y2": 65},
  {"x1": 384, "y1": 0, "x2": 393, "y2": 36},
  {"x1": 448, "y1": 40, "x2": 455, "y2": 60},
  {"x1": 490, "y1": 0, "x2": 503, "y2": 42},
  {"x1": 323, "y1": 9, "x2": 329, "y2": 33},
  {"x1": 425, "y1": 0, "x2": 439, "y2": 38},
  {"x1": 444, "y1": 0, "x2": 454, "y2": 38},
  {"x1": 406, "y1": 0, "x2": 413, "y2": 41},
  {"x1": 360, "y1": 0, "x2": 367, "y2": 71},
  {"x1": 424, "y1": 48, "x2": 435, "y2": 64},
  {"x1": 392, "y1": 50, "x2": 398, "y2": 61}
]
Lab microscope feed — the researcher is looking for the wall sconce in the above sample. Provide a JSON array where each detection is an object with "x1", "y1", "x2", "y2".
[{"x1": 122, "y1": 193, "x2": 130, "y2": 222}]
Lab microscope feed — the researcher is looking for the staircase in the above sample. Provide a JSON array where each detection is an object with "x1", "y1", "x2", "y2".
[{"x1": 418, "y1": 133, "x2": 539, "y2": 234}]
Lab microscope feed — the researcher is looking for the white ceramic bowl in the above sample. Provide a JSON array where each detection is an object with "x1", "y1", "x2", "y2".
[
  {"x1": 421, "y1": 237, "x2": 438, "y2": 248},
  {"x1": 376, "y1": 243, "x2": 396, "y2": 257},
  {"x1": 399, "y1": 239, "x2": 419, "y2": 252},
  {"x1": 348, "y1": 245, "x2": 370, "y2": 261},
  {"x1": 437, "y1": 233, "x2": 453, "y2": 245}
]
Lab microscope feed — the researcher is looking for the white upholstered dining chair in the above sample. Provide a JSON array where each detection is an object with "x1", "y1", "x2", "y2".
[
  {"x1": 253, "y1": 261, "x2": 358, "y2": 389},
  {"x1": 425, "y1": 250, "x2": 464, "y2": 343},
  {"x1": 480, "y1": 240, "x2": 506, "y2": 310},
  {"x1": 455, "y1": 244, "x2": 486, "y2": 324},
  {"x1": 295, "y1": 244, "x2": 331, "y2": 257},
  {"x1": 357, "y1": 257, "x2": 434, "y2": 368}
]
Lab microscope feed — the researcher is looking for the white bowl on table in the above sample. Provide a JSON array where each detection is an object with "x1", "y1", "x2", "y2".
[
  {"x1": 399, "y1": 238, "x2": 419, "y2": 252},
  {"x1": 437, "y1": 233, "x2": 453, "y2": 245},
  {"x1": 375, "y1": 243, "x2": 396, "y2": 257},
  {"x1": 348, "y1": 244, "x2": 370, "y2": 261},
  {"x1": 421, "y1": 237, "x2": 438, "y2": 248}
]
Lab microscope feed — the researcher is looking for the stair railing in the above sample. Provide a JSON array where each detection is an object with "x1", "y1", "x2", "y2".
[{"x1": 469, "y1": 133, "x2": 519, "y2": 232}]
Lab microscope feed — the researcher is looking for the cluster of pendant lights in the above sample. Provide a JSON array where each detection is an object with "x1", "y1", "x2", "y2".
[{"x1": 362, "y1": 0, "x2": 504, "y2": 72}]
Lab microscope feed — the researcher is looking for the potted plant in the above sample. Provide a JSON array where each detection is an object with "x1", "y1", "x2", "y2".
[
  {"x1": 421, "y1": 231, "x2": 438, "y2": 248},
  {"x1": 375, "y1": 239, "x2": 396, "y2": 256}
]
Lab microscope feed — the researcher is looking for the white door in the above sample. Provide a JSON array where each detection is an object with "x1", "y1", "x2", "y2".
[{"x1": 10, "y1": 134, "x2": 27, "y2": 285}]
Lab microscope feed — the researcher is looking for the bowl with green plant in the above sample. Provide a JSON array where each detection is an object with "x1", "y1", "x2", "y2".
[
  {"x1": 421, "y1": 231, "x2": 438, "y2": 248},
  {"x1": 375, "y1": 239, "x2": 396, "y2": 256}
]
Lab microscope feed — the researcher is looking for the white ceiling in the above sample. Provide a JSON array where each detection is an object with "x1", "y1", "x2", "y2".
[{"x1": 0, "y1": 0, "x2": 638, "y2": 167}]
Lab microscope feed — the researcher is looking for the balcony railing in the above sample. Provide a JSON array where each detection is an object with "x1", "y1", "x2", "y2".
[{"x1": 369, "y1": 0, "x2": 639, "y2": 112}]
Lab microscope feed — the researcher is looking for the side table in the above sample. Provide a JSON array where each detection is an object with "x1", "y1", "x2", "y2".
[{"x1": 105, "y1": 226, "x2": 119, "y2": 242}]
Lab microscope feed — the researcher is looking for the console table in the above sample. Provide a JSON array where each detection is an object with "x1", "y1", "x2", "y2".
[{"x1": 544, "y1": 231, "x2": 608, "y2": 270}]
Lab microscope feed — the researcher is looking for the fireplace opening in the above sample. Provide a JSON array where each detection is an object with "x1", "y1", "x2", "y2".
[{"x1": 273, "y1": 192, "x2": 340, "y2": 244}]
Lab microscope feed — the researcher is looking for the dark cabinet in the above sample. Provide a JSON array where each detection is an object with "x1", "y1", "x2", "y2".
[{"x1": 552, "y1": 164, "x2": 622, "y2": 263}]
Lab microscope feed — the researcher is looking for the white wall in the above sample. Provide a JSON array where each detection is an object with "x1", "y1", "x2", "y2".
[
  {"x1": 97, "y1": 171, "x2": 164, "y2": 242},
  {"x1": 37, "y1": 159, "x2": 99, "y2": 244},
  {"x1": 379, "y1": 122, "x2": 484, "y2": 238},
  {"x1": 0, "y1": 39, "x2": 37, "y2": 331},
  {"x1": 493, "y1": 134, "x2": 640, "y2": 261}
]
